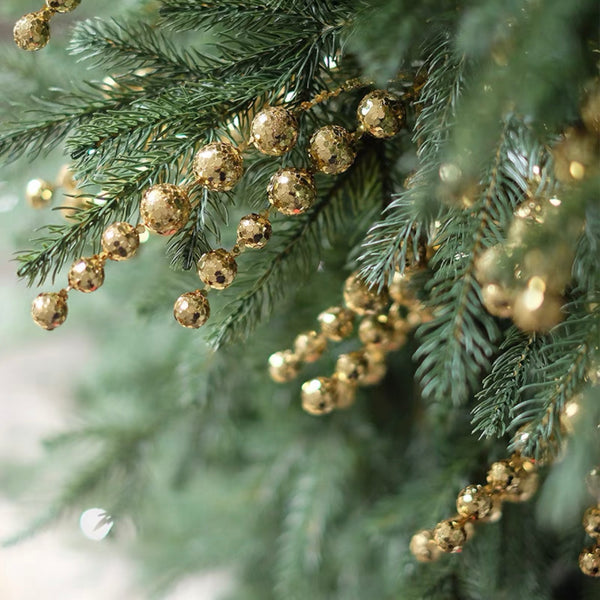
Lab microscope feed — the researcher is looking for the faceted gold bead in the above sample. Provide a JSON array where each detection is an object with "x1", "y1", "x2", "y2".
[
  {"x1": 268, "y1": 350, "x2": 300, "y2": 383},
  {"x1": 583, "y1": 506, "x2": 600, "y2": 539},
  {"x1": 101, "y1": 222, "x2": 140, "y2": 261},
  {"x1": 173, "y1": 290, "x2": 210, "y2": 329},
  {"x1": 487, "y1": 457, "x2": 538, "y2": 502},
  {"x1": 236, "y1": 213, "x2": 272, "y2": 249},
  {"x1": 13, "y1": 12, "x2": 50, "y2": 52},
  {"x1": 192, "y1": 142, "x2": 243, "y2": 191},
  {"x1": 433, "y1": 519, "x2": 467, "y2": 553},
  {"x1": 46, "y1": 0, "x2": 81, "y2": 12},
  {"x1": 361, "y1": 348, "x2": 387, "y2": 385},
  {"x1": 343, "y1": 272, "x2": 389, "y2": 315},
  {"x1": 357, "y1": 90, "x2": 405, "y2": 138},
  {"x1": 358, "y1": 314, "x2": 397, "y2": 350},
  {"x1": 140, "y1": 183, "x2": 190, "y2": 236},
  {"x1": 456, "y1": 485, "x2": 493, "y2": 519},
  {"x1": 293, "y1": 331, "x2": 327, "y2": 363},
  {"x1": 336, "y1": 351, "x2": 370, "y2": 385},
  {"x1": 67, "y1": 256, "x2": 105, "y2": 293},
  {"x1": 317, "y1": 306, "x2": 355, "y2": 341},
  {"x1": 197, "y1": 248, "x2": 237, "y2": 289},
  {"x1": 25, "y1": 178, "x2": 54, "y2": 209},
  {"x1": 250, "y1": 107, "x2": 299, "y2": 156},
  {"x1": 512, "y1": 291, "x2": 563, "y2": 333},
  {"x1": 301, "y1": 377, "x2": 336, "y2": 416},
  {"x1": 409, "y1": 529, "x2": 442, "y2": 563},
  {"x1": 481, "y1": 283, "x2": 513, "y2": 318},
  {"x1": 479, "y1": 497, "x2": 503, "y2": 523},
  {"x1": 332, "y1": 375, "x2": 357, "y2": 409},
  {"x1": 31, "y1": 291, "x2": 68, "y2": 330},
  {"x1": 267, "y1": 168, "x2": 316, "y2": 215},
  {"x1": 388, "y1": 269, "x2": 419, "y2": 308},
  {"x1": 579, "y1": 546, "x2": 600, "y2": 577},
  {"x1": 308, "y1": 125, "x2": 356, "y2": 175}
]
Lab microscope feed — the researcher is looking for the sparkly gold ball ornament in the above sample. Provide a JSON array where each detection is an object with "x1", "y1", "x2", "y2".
[
  {"x1": 293, "y1": 331, "x2": 327, "y2": 363},
  {"x1": 192, "y1": 142, "x2": 243, "y2": 191},
  {"x1": 456, "y1": 485, "x2": 493, "y2": 519},
  {"x1": 335, "y1": 351, "x2": 370, "y2": 385},
  {"x1": 250, "y1": 107, "x2": 299, "y2": 156},
  {"x1": 317, "y1": 306, "x2": 355, "y2": 341},
  {"x1": 481, "y1": 283, "x2": 514, "y2": 318},
  {"x1": 31, "y1": 291, "x2": 68, "y2": 330},
  {"x1": 236, "y1": 213, "x2": 272, "y2": 249},
  {"x1": 433, "y1": 519, "x2": 467, "y2": 553},
  {"x1": 409, "y1": 530, "x2": 442, "y2": 563},
  {"x1": 13, "y1": 12, "x2": 50, "y2": 52},
  {"x1": 583, "y1": 506, "x2": 600, "y2": 539},
  {"x1": 357, "y1": 90, "x2": 405, "y2": 138},
  {"x1": 308, "y1": 125, "x2": 356, "y2": 175},
  {"x1": 343, "y1": 272, "x2": 389, "y2": 315},
  {"x1": 358, "y1": 314, "x2": 397, "y2": 350},
  {"x1": 267, "y1": 168, "x2": 317, "y2": 216},
  {"x1": 101, "y1": 222, "x2": 140, "y2": 261},
  {"x1": 46, "y1": 0, "x2": 81, "y2": 11},
  {"x1": 301, "y1": 377, "x2": 336, "y2": 416},
  {"x1": 197, "y1": 248, "x2": 238, "y2": 290},
  {"x1": 579, "y1": 546, "x2": 600, "y2": 577},
  {"x1": 140, "y1": 183, "x2": 191, "y2": 236},
  {"x1": 173, "y1": 290, "x2": 210, "y2": 329},
  {"x1": 25, "y1": 178, "x2": 54, "y2": 209},
  {"x1": 67, "y1": 256, "x2": 105, "y2": 293},
  {"x1": 269, "y1": 350, "x2": 300, "y2": 383},
  {"x1": 332, "y1": 375, "x2": 357, "y2": 409},
  {"x1": 512, "y1": 290, "x2": 563, "y2": 333}
]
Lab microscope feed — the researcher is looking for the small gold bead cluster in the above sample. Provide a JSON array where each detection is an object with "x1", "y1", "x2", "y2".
[
  {"x1": 13, "y1": 0, "x2": 81, "y2": 51},
  {"x1": 268, "y1": 261, "x2": 432, "y2": 416},
  {"x1": 410, "y1": 453, "x2": 539, "y2": 562},
  {"x1": 578, "y1": 467, "x2": 600, "y2": 578}
]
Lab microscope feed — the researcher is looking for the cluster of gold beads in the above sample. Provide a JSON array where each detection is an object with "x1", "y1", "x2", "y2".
[
  {"x1": 162, "y1": 87, "x2": 405, "y2": 330},
  {"x1": 13, "y1": 0, "x2": 81, "y2": 51},
  {"x1": 268, "y1": 261, "x2": 431, "y2": 416},
  {"x1": 578, "y1": 466, "x2": 600, "y2": 577},
  {"x1": 31, "y1": 220, "x2": 144, "y2": 330},
  {"x1": 410, "y1": 453, "x2": 539, "y2": 562}
]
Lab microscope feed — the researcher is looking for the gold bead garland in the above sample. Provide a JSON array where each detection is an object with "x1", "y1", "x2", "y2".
[
  {"x1": 14, "y1": 1, "x2": 82, "y2": 51},
  {"x1": 30, "y1": 81, "x2": 413, "y2": 331},
  {"x1": 579, "y1": 466, "x2": 600, "y2": 578}
]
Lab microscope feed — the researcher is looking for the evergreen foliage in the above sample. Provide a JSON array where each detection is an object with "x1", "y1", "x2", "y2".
[{"x1": 1, "y1": 0, "x2": 599, "y2": 598}]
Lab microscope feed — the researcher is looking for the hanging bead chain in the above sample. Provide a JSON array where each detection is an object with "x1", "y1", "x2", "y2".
[{"x1": 579, "y1": 466, "x2": 600, "y2": 578}]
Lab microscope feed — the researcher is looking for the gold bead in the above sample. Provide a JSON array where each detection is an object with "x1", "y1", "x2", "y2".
[
  {"x1": 361, "y1": 348, "x2": 387, "y2": 385},
  {"x1": 388, "y1": 269, "x2": 419, "y2": 308},
  {"x1": 479, "y1": 497, "x2": 503, "y2": 523},
  {"x1": 101, "y1": 222, "x2": 140, "y2": 261},
  {"x1": 332, "y1": 375, "x2": 357, "y2": 409},
  {"x1": 409, "y1": 530, "x2": 442, "y2": 563},
  {"x1": 456, "y1": 485, "x2": 494, "y2": 519},
  {"x1": 583, "y1": 506, "x2": 600, "y2": 539},
  {"x1": 293, "y1": 331, "x2": 327, "y2": 363},
  {"x1": 197, "y1": 248, "x2": 238, "y2": 289},
  {"x1": 25, "y1": 178, "x2": 54, "y2": 209},
  {"x1": 31, "y1": 291, "x2": 68, "y2": 330},
  {"x1": 13, "y1": 12, "x2": 50, "y2": 52},
  {"x1": 343, "y1": 272, "x2": 389, "y2": 315},
  {"x1": 579, "y1": 546, "x2": 600, "y2": 577},
  {"x1": 250, "y1": 107, "x2": 299, "y2": 156},
  {"x1": 46, "y1": 0, "x2": 80, "y2": 12},
  {"x1": 487, "y1": 457, "x2": 538, "y2": 502},
  {"x1": 357, "y1": 90, "x2": 405, "y2": 138},
  {"x1": 512, "y1": 290, "x2": 563, "y2": 333},
  {"x1": 481, "y1": 283, "x2": 514, "y2": 318},
  {"x1": 140, "y1": 184, "x2": 190, "y2": 235},
  {"x1": 236, "y1": 213, "x2": 272, "y2": 249},
  {"x1": 586, "y1": 468, "x2": 600, "y2": 501},
  {"x1": 335, "y1": 351, "x2": 370, "y2": 385},
  {"x1": 268, "y1": 350, "x2": 300, "y2": 383},
  {"x1": 308, "y1": 125, "x2": 356, "y2": 175},
  {"x1": 173, "y1": 290, "x2": 210, "y2": 328},
  {"x1": 317, "y1": 306, "x2": 355, "y2": 341},
  {"x1": 192, "y1": 142, "x2": 243, "y2": 191},
  {"x1": 267, "y1": 168, "x2": 316, "y2": 215},
  {"x1": 67, "y1": 256, "x2": 105, "y2": 293},
  {"x1": 433, "y1": 519, "x2": 467, "y2": 553},
  {"x1": 301, "y1": 377, "x2": 336, "y2": 416},
  {"x1": 358, "y1": 314, "x2": 397, "y2": 350}
]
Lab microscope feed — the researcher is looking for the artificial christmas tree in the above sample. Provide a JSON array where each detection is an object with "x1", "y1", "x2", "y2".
[{"x1": 1, "y1": 0, "x2": 599, "y2": 598}]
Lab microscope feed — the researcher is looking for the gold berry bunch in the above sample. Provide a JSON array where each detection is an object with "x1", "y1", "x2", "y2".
[
  {"x1": 13, "y1": 0, "x2": 81, "y2": 52},
  {"x1": 30, "y1": 83, "x2": 412, "y2": 331},
  {"x1": 578, "y1": 467, "x2": 600, "y2": 578},
  {"x1": 268, "y1": 258, "x2": 433, "y2": 416}
]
